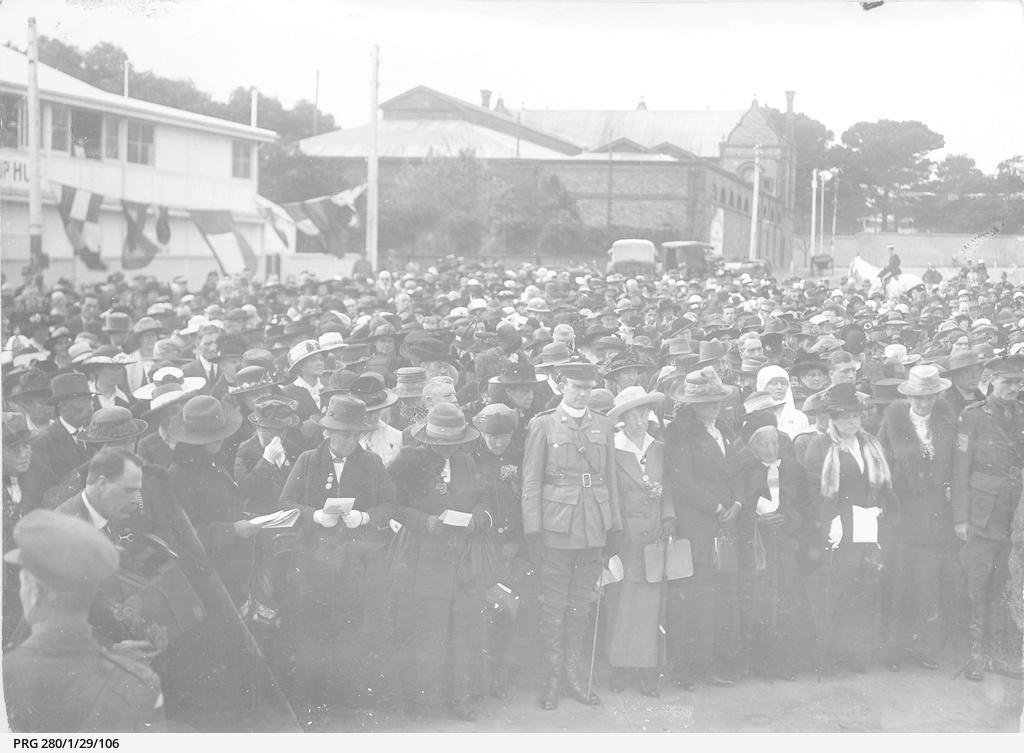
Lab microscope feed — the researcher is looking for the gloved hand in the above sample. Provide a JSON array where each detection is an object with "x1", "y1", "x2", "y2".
[
  {"x1": 604, "y1": 530, "x2": 623, "y2": 559},
  {"x1": 313, "y1": 509, "x2": 340, "y2": 528},
  {"x1": 525, "y1": 534, "x2": 543, "y2": 565},
  {"x1": 262, "y1": 435, "x2": 285, "y2": 465},
  {"x1": 342, "y1": 510, "x2": 369, "y2": 529},
  {"x1": 718, "y1": 501, "x2": 741, "y2": 524},
  {"x1": 659, "y1": 520, "x2": 676, "y2": 541},
  {"x1": 426, "y1": 515, "x2": 442, "y2": 534},
  {"x1": 954, "y1": 522, "x2": 969, "y2": 541}
]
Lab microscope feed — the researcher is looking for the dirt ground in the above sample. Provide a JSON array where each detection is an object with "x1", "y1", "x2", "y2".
[{"x1": 315, "y1": 664, "x2": 1023, "y2": 733}]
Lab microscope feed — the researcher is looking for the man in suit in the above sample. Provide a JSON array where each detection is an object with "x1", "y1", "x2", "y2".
[
  {"x1": 521, "y1": 362, "x2": 622, "y2": 710},
  {"x1": 181, "y1": 325, "x2": 223, "y2": 385},
  {"x1": 5, "y1": 368, "x2": 54, "y2": 436},
  {"x1": 22, "y1": 373, "x2": 96, "y2": 510},
  {"x1": 3, "y1": 413, "x2": 33, "y2": 647},
  {"x1": 2, "y1": 509, "x2": 163, "y2": 732}
]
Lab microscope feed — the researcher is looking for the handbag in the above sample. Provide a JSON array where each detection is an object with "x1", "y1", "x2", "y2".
[
  {"x1": 712, "y1": 531, "x2": 739, "y2": 573},
  {"x1": 644, "y1": 538, "x2": 694, "y2": 582}
]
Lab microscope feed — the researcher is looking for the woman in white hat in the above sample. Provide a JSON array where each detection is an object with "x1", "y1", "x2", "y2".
[
  {"x1": 604, "y1": 386, "x2": 673, "y2": 698},
  {"x1": 279, "y1": 339, "x2": 326, "y2": 421},
  {"x1": 877, "y1": 364, "x2": 955, "y2": 672},
  {"x1": 134, "y1": 367, "x2": 206, "y2": 468}
]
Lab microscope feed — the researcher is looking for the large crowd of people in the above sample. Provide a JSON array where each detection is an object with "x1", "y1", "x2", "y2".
[{"x1": 2, "y1": 256, "x2": 1023, "y2": 732}]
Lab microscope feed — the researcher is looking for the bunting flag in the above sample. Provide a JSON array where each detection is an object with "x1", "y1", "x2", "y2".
[
  {"x1": 254, "y1": 195, "x2": 292, "y2": 248},
  {"x1": 956, "y1": 221, "x2": 1005, "y2": 265},
  {"x1": 120, "y1": 201, "x2": 162, "y2": 270},
  {"x1": 189, "y1": 209, "x2": 257, "y2": 274},
  {"x1": 280, "y1": 184, "x2": 366, "y2": 255},
  {"x1": 55, "y1": 184, "x2": 107, "y2": 271},
  {"x1": 156, "y1": 206, "x2": 171, "y2": 245}
]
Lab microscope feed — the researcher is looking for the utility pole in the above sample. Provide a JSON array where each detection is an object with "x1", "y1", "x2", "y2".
[
  {"x1": 748, "y1": 144, "x2": 761, "y2": 262},
  {"x1": 250, "y1": 88, "x2": 258, "y2": 127},
  {"x1": 809, "y1": 168, "x2": 818, "y2": 265},
  {"x1": 367, "y1": 45, "x2": 380, "y2": 273},
  {"x1": 818, "y1": 170, "x2": 827, "y2": 258},
  {"x1": 26, "y1": 18, "x2": 44, "y2": 274},
  {"x1": 123, "y1": 59, "x2": 130, "y2": 97},
  {"x1": 830, "y1": 175, "x2": 839, "y2": 256}
]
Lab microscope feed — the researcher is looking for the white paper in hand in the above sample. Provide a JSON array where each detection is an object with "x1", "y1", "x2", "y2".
[
  {"x1": 756, "y1": 495, "x2": 779, "y2": 515},
  {"x1": 324, "y1": 497, "x2": 355, "y2": 515},
  {"x1": 439, "y1": 509, "x2": 473, "y2": 527},
  {"x1": 828, "y1": 516, "x2": 842, "y2": 549},
  {"x1": 248, "y1": 508, "x2": 301, "y2": 529},
  {"x1": 852, "y1": 506, "x2": 880, "y2": 544},
  {"x1": 599, "y1": 555, "x2": 624, "y2": 586}
]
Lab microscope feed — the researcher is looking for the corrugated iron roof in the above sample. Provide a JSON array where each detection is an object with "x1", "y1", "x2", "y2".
[
  {"x1": 298, "y1": 119, "x2": 572, "y2": 160},
  {"x1": 0, "y1": 47, "x2": 276, "y2": 142},
  {"x1": 513, "y1": 109, "x2": 745, "y2": 157}
]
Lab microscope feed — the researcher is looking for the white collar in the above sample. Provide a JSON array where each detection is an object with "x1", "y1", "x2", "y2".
[
  {"x1": 294, "y1": 376, "x2": 321, "y2": 392},
  {"x1": 80, "y1": 490, "x2": 108, "y2": 531},
  {"x1": 559, "y1": 402, "x2": 587, "y2": 419},
  {"x1": 60, "y1": 416, "x2": 79, "y2": 437},
  {"x1": 198, "y1": 354, "x2": 214, "y2": 370},
  {"x1": 614, "y1": 431, "x2": 654, "y2": 460}
]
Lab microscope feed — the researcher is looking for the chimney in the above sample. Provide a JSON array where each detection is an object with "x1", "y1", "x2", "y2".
[
  {"x1": 636, "y1": 97, "x2": 647, "y2": 111},
  {"x1": 785, "y1": 90, "x2": 795, "y2": 115},
  {"x1": 494, "y1": 97, "x2": 508, "y2": 115},
  {"x1": 480, "y1": 89, "x2": 492, "y2": 109}
]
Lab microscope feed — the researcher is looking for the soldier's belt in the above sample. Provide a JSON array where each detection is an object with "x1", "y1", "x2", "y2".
[{"x1": 545, "y1": 473, "x2": 604, "y2": 488}]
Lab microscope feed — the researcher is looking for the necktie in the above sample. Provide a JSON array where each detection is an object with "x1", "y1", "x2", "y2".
[{"x1": 209, "y1": 363, "x2": 217, "y2": 382}]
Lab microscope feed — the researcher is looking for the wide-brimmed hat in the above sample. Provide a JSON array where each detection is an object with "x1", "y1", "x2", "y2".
[
  {"x1": 822, "y1": 383, "x2": 864, "y2": 413},
  {"x1": 664, "y1": 337, "x2": 694, "y2": 357},
  {"x1": 368, "y1": 323, "x2": 403, "y2": 341},
  {"x1": 132, "y1": 316, "x2": 165, "y2": 336},
  {"x1": 413, "y1": 402, "x2": 480, "y2": 446},
  {"x1": 394, "y1": 367, "x2": 428, "y2": 399},
  {"x1": 983, "y1": 354, "x2": 1024, "y2": 379},
  {"x1": 350, "y1": 371, "x2": 399, "y2": 412},
  {"x1": 940, "y1": 350, "x2": 985, "y2": 375},
  {"x1": 317, "y1": 332, "x2": 346, "y2": 353},
  {"x1": 671, "y1": 367, "x2": 738, "y2": 404},
  {"x1": 738, "y1": 355, "x2": 770, "y2": 375},
  {"x1": 286, "y1": 339, "x2": 324, "y2": 371},
  {"x1": 80, "y1": 346, "x2": 136, "y2": 369},
  {"x1": 134, "y1": 366, "x2": 206, "y2": 414},
  {"x1": 319, "y1": 395, "x2": 379, "y2": 433},
  {"x1": 694, "y1": 339, "x2": 729, "y2": 368},
  {"x1": 602, "y1": 353, "x2": 654, "y2": 379},
  {"x1": 68, "y1": 341, "x2": 94, "y2": 365},
  {"x1": 152, "y1": 339, "x2": 191, "y2": 365},
  {"x1": 336, "y1": 343, "x2": 372, "y2": 368},
  {"x1": 249, "y1": 395, "x2": 300, "y2": 429},
  {"x1": 8, "y1": 368, "x2": 52, "y2": 400},
  {"x1": 490, "y1": 355, "x2": 545, "y2": 386},
  {"x1": 790, "y1": 355, "x2": 827, "y2": 377},
  {"x1": 898, "y1": 364, "x2": 951, "y2": 397},
  {"x1": 167, "y1": 395, "x2": 242, "y2": 444},
  {"x1": 229, "y1": 366, "x2": 278, "y2": 396},
  {"x1": 320, "y1": 369, "x2": 360, "y2": 399},
  {"x1": 472, "y1": 403, "x2": 520, "y2": 435},
  {"x1": 80, "y1": 406, "x2": 148, "y2": 444},
  {"x1": 46, "y1": 373, "x2": 94, "y2": 405},
  {"x1": 534, "y1": 342, "x2": 574, "y2": 368},
  {"x1": 608, "y1": 386, "x2": 664, "y2": 422},
  {"x1": 743, "y1": 390, "x2": 784, "y2": 414},
  {"x1": 211, "y1": 334, "x2": 247, "y2": 362}
]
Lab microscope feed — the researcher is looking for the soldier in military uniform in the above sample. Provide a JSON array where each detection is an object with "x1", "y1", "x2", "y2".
[
  {"x1": 521, "y1": 362, "x2": 623, "y2": 710},
  {"x1": 3, "y1": 509, "x2": 163, "y2": 732},
  {"x1": 950, "y1": 354, "x2": 1024, "y2": 681}
]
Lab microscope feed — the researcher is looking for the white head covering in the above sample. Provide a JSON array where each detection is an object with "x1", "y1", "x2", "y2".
[{"x1": 755, "y1": 364, "x2": 810, "y2": 438}]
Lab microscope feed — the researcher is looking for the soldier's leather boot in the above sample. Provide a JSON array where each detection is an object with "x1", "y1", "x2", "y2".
[
  {"x1": 539, "y1": 611, "x2": 563, "y2": 711},
  {"x1": 562, "y1": 606, "x2": 600, "y2": 705}
]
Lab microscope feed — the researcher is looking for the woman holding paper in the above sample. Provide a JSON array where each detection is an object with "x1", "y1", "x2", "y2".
[
  {"x1": 735, "y1": 421, "x2": 805, "y2": 681},
  {"x1": 388, "y1": 402, "x2": 496, "y2": 722},
  {"x1": 276, "y1": 395, "x2": 397, "y2": 725},
  {"x1": 604, "y1": 386, "x2": 674, "y2": 697},
  {"x1": 804, "y1": 383, "x2": 894, "y2": 674}
]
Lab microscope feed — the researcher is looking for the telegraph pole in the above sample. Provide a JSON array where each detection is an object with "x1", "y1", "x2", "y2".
[
  {"x1": 26, "y1": 18, "x2": 44, "y2": 274},
  {"x1": 367, "y1": 45, "x2": 380, "y2": 273},
  {"x1": 809, "y1": 168, "x2": 819, "y2": 265},
  {"x1": 313, "y1": 70, "x2": 320, "y2": 135},
  {"x1": 748, "y1": 144, "x2": 761, "y2": 261}
]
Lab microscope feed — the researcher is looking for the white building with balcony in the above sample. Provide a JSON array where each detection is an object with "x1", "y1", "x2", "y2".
[{"x1": 0, "y1": 46, "x2": 282, "y2": 286}]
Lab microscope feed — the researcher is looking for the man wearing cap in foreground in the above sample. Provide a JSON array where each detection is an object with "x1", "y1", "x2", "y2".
[
  {"x1": 521, "y1": 361, "x2": 622, "y2": 710},
  {"x1": 950, "y1": 354, "x2": 1024, "y2": 681},
  {"x1": 3, "y1": 509, "x2": 163, "y2": 732}
]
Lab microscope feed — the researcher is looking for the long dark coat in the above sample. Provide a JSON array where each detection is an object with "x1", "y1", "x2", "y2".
[
  {"x1": 24, "y1": 420, "x2": 90, "y2": 510},
  {"x1": 233, "y1": 432, "x2": 303, "y2": 516}
]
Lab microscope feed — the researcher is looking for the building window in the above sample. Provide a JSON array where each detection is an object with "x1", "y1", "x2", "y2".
[
  {"x1": 70, "y1": 108, "x2": 103, "y2": 159},
  {"x1": 0, "y1": 93, "x2": 25, "y2": 149},
  {"x1": 720, "y1": 187, "x2": 727, "y2": 204},
  {"x1": 51, "y1": 104, "x2": 70, "y2": 152},
  {"x1": 104, "y1": 115, "x2": 121, "y2": 160},
  {"x1": 231, "y1": 140, "x2": 251, "y2": 179},
  {"x1": 127, "y1": 120, "x2": 154, "y2": 165},
  {"x1": 744, "y1": 198, "x2": 750, "y2": 213},
  {"x1": 728, "y1": 190, "x2": 735, "y2": 208}
]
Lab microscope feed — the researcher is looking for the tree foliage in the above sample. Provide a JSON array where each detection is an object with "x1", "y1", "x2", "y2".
[{"x1": 765, "y1": 107, "x2": 833, "y2": 232}]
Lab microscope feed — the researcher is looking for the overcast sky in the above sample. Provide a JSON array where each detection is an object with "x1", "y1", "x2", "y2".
[{"x1": 2, "y1": 0, "x2": 1022, "y2": 172}]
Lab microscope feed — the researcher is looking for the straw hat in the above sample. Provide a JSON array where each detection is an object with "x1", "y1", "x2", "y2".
[
  {"x1": 79, "y1": 407, "x2": 148, "y2": 444},
  {"x1": 134, "y1": 366, "x2": 206, "y2": 413},
  {"x1": 608, "y1": 386, "x2": 664, "y2": 422},
  {"x1": 286, "y1": 339, "x2": 324, "y2": 371},
  {"x1": 672, "y1": 367, "x2": 738, "y2": 404},
  {"x1": 897, "y1": 364, "x2": 952, "y2": 397}
]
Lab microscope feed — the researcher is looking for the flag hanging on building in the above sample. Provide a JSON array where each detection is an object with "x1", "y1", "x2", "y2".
[
  {"x1": 156, "y1": 206, "x2": 171, "y2": 245},
  {"x1": 280, "y1": 184, "x2": 366, "y2": 255},
  {"x1": 189, "y1": 209, "x2": 257, "y2": 274},
  {"x1": 55, "y1": 184, "x2": 107, "y2": 271},
  {"x1": 121, "y1": 201, "x2": 162, "y2": 270},
  {"x1": 255, "y1": 195, "x2": 293, "y2": 248}
]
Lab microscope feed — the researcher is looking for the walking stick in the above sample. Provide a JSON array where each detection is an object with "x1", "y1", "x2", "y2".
[
  {"x1": 657, "y1": 535, "x2": 671, "y2": 692},
  {"x1": 586, "y1": 580, "x2": 604, "y2": 700}
]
